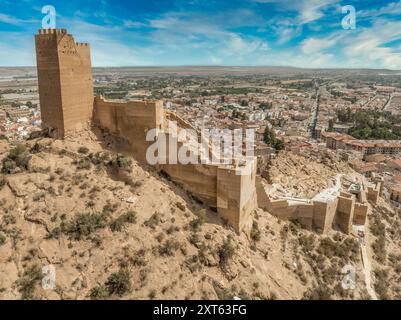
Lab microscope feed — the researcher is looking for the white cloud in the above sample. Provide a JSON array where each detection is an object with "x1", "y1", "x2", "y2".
[
  {"x1": 301, "y1": 37, "x2": 338, "y2": 54},
  {"x1": 359, "y1": 1, "x2": 401, "y2": 18},
  {"x1": 226, "y1": 34, "x2": 268, "y2": 53},
  {"x1": 258, "y1": 0, "x2": 340, "y2": 44},
  {"x1": 90, "y1": 42, "x2": 154, "y2": 67},
  {"x1": 340, "y1": 19, "x2": 401, "y2": 69},
  {"x1": 272, "y1": 21, "x2": 302, "y2": 44},
  {"x1": 343, "y1": 38, "x2": 401, "y2": 70},
  {"x1": 123, "y1": 20, "x2": 146, "y2": 28},
  {"x1": 0, "y1": 13, "x2": 37, "y2": 26},
  {"x1": 144, "y1": 10, "x2": 270, "y2": 64},
  {"x1": 295, "y1": 53, "x2": 337, "y2": 68},
  {"x1": 0, "y1": 32, "x2": 35, "y2": 66},
  {"x1": 58, "y1": 18, "x2": 154, "y2": 66},
  {"x1": 287, "y1": 15, "x2": 401, "y2": 70},
  {"x1": 254, "y1": 0, "x2": 339, "y2": 24}
]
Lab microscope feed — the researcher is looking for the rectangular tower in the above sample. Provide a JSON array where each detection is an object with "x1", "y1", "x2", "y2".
[{"x1": 35, "y1": 29, "x2": 93, "y2": 138}]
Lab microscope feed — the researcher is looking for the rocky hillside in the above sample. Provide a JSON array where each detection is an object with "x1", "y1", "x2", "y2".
[
  {"x1": 262, "y1": 150, "x2": 352, "y2": 198},
  {"x1": 366, "y1": 198, "x2": 401, "y2": 299},
  {"x1": 0, "y1": 131, "x2": 399, "y2": 300}
]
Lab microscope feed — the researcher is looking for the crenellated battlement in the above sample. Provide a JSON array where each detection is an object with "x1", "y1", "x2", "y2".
[
  {"x1": 37, "y1": 28, "x2": 68, "y2": 35},
  {"x1": 95, "y1": 95, "x2": 161, "y2": 108}
]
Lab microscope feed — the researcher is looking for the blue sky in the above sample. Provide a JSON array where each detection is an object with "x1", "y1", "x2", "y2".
[{"x1": 1, "y1": 0, "x2": 401, "y2": 69}]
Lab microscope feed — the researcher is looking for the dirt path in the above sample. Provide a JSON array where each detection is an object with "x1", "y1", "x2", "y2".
[{"x1": 360, "y1": 232, "x2": 378, "y2": 300}]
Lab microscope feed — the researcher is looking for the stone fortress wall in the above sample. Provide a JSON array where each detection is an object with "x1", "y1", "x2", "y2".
[
  {"x1": 35, "y1": 28, "x2": 381, "y2": 235},
  {"x1": 93, "y1": 96, "x2": 257, "y2": 233},
  {"x1": 35, "y1": 28, "x2": 257, "y2": 234},
  {"x1": 256, "y1": 176, "x2": 381, "y2": 234}
]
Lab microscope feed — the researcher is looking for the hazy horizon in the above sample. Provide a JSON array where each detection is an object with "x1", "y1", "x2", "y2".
[{"x1": 0, "y1": 65, "x2": 400, "y2": 72}]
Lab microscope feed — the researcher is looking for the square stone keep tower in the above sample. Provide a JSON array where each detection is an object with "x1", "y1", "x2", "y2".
[{"x1": 35, "y1": 29, "x2": 93, "y2": 138}]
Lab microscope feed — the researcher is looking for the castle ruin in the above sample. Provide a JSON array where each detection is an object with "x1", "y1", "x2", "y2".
[
  {"x1": 35, "y1": 29, "x2": 257, "y2": 234},
  {"x1": 34, "y1": 28, "x2": 377, "y2": 235}
]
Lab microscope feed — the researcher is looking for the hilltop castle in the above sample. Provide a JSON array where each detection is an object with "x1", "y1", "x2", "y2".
[
  {"x1": 34, "y1": 28, "x2": 379, "y2": 235},
  {"x1": 34, "y1": 28, "x2": 257, "y2": 234}
]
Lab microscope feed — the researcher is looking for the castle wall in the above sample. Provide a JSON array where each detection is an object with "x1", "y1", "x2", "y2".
[
  {"x1": 93, "y1": 96, "x2": 256, "y2": 233},
  {"x1": 255, "y1": 176, "x2": 270, "y2": 209},
  {"x1": 161, "y1": 163, "x2": 218, "y2": 206},
  {"x1": 266, "y1": 199, "x2": 314, "y2": 230},
  {"x1": 94, "y1": 96, "x2": 164, "y2": 162},
  {"x1": 296, "y1": 204, "x2": 314, "y2": 230},
  {"x1": 367, "y1": 184, "x2": 380, "y2": 204},
  {"x1": 217, "y1": 161, "x2": 257, "y2": 232},
  {"x1": 158, "y1": 133, "x2": 218, "y2": 206},
  {"x1": 336, "y1": 194, "x2": 355, "y2": 234},
  {"x1": 36, "y1": 26, "x2": 256, "y2": 231},
  {"x1": 267, "y1": 199, "x2": 295, "y2": 219},
  {"x1": 257, "y1": 185, "x2": 369, "y2": 234},
  {"x1": 58, "y1": 38, "x2": 93, "y2": 135},
  {"x1": 359, "y1": 189, "x2": 367, "y2": 203},
  {"x1": 313, "y1": 199, "x2": 338, "y2": 234},
  {"x1": 353, "y1": 203, "x2": 369, "y2": 225},
  {"x1": 35, "y1": 29, "x2": 93, "y2": 137}
]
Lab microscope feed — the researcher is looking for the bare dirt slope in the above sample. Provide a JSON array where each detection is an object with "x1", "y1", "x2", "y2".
[{"x1": 0, "y1": 132, "x2": 398, "y2": 300}]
